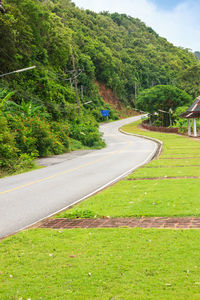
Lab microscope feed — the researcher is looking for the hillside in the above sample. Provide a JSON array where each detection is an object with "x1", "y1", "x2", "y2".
[
  {"x1": 1, "y1": 0, "x2": 198, "y2": 103},
  {"x1": 0, "y1": 0, "x2": 199, "y2": 175}
]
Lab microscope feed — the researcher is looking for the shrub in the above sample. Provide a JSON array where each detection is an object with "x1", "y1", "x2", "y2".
[
  {"x1": 0, "y1": 113, "x2": 35, "y2": 176},
  {"x1": 69, "y1": 122, "x2": 105, "y2": 148},
  {"x1": 173, "y1": 106, "x2": 189, "y2": 133},
  {"x1": 69, "y1": 138, "x2": 84, "y2": 151},
  {"x1": 7, "y1": 115, "x2": 65, "y2": 157},
  {"x1": 0, "y1": 112, "x2": 18, "y2": 169},
  {"x1": 60, "y1": 209, "x2": 99, "y2": 219},
  {"x1": 51, "y1": 121, "x2": 70, "y2": 152}
]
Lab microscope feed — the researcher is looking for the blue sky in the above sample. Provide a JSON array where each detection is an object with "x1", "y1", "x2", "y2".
[
  {"x1": 73, "y1": 0, "x2": 200, "y2": 51},
  {"x1": 152, "y1": 0, "x2": 183, "y2": 10}
]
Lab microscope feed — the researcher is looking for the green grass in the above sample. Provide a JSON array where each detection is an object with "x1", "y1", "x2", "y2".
[
  {"x1": 1, "y1": 229, "x2": 200, "y2": 300},
  {"x1": 57, "y1": 179, "x2": 200, "y2": 218},
  {"x1": 130, "y1": 166, "x2": 200, "y2": 178},
  {"x1": 57, "y1": 121, "x2": 200, "y2": 219}
]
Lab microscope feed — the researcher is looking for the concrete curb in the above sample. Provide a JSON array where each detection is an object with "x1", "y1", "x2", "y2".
[{"x1": 119, "y1": 128, "x2": 163, "y2": 162}]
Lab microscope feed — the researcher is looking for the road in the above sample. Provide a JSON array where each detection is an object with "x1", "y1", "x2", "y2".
[{"x1": 0, "y1": 116, "x2": 158, "y2": 238}]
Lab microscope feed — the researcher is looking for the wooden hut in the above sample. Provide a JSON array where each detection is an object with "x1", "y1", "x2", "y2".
[{"x1": 180, "y1": 96, "x2": 200, "y2": 137}]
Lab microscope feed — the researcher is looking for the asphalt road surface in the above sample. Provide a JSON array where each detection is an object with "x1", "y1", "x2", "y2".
[{"x1": 0, "y1": 116, "x2": 158, "y2": 238}]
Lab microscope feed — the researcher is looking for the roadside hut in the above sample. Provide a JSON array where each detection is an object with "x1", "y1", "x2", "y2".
[{"x1": 180, "y1": 96, "x2": 200, "y2": 137}]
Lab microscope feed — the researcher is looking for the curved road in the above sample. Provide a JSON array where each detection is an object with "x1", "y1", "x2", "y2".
[{"x1": 0, "y1": 116, "x2": 157, "y2": 238}]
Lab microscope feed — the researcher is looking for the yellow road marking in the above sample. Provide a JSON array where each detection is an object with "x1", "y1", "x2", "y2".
[{"x1": 0, "y1": 142, "x2": 132, "y2": 195}]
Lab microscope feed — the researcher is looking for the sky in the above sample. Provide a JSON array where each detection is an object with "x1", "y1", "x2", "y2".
[{"x1": 73, "y1": 0, "x2": 200, "y2": 51}]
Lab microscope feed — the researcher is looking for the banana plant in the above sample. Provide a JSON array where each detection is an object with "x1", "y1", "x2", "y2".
[
  {"x1": 5, "y1": 99, "x2": 47, "y2": 118},
  {"x1": 0, "y1": 90, "x2": 15, "y2": 109}
]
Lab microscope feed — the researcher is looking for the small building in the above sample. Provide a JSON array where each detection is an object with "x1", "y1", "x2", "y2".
[{"x1": 180, "y1": 96, "x2": 200, "y2": 137}]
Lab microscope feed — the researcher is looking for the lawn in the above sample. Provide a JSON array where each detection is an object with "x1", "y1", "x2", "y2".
[
  {"x1": 57, "y1": 121, "x2": 200, "y2": 218},
  {"x1": 1, "y1": 229, "x2": 200, "y2": 300}
]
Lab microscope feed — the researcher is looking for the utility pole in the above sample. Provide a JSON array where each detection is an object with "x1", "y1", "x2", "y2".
[
  {"x1": 72, "y1": 54, "x2": 80, "y2": 114},
  {"x1": 135, "y1": 82, "x2": 137, "y2": 101},
  {"x1": 81, "y1": 85, "x2": 84, "y2": 102},
  {"x1": 69, "y1": 78, "x2": 73, "y2": 89}
]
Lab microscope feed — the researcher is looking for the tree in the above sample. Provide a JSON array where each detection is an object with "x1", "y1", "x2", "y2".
[
  {"x1": 135, "y1": 85, "x2": 192, "y2": 126},
  {"x1": 0, "y1": 111, "x2": 18, "y2": 169},
  {"x1": 177, "y1": 64, "x2": 200, "y2": 98}
]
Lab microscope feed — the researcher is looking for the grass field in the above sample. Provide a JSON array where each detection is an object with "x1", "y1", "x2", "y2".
[
  {"x1": 1, "y1": 229, "x2": 200, "y2": 300},
  {"x1": 1, "y1": 120, "x2": 200, "y2": 300}
]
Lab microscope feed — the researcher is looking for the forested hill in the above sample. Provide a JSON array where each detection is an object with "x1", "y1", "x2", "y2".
[
  {"x1": 0, "y1": 0, "x2": 199, "y2": 175},
  {"x1": 1, "y1": 0, "x2": 198, "y2": 106}
]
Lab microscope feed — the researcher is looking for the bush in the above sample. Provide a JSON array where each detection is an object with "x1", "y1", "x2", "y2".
[
  {"x1": 7, "y1": 115, "x2": 65, "y2": 157},
  {"x1": 0, "y1": 113, "x2": 35, "y2": 176},
  {"x1": 51, "y1": 121, "x2": 70, "y2": 152},
  {"x1": 60, "y1": 209, "x2": 99, "y2": 219},
  {"x1": 173, "y1": 106, "x2": 189, "y2": 133},
  {"x1": 69, "y1": 122, "x2": 105, "y2": 148},
  {"x1": 69, "y1": 138, "x2": 84, "y2": 151},
  {"x1": 0, "y1": 112, "x2": 18, "y2": 169}
]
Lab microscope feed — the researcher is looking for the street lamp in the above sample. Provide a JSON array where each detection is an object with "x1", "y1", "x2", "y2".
[{"x1": 0, "y1": 66, "x2": 36, "y2": 78}]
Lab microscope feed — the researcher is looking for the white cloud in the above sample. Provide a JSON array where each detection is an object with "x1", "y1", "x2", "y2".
[
  {"x1": 73, "y1": 0, "x2": 200, "y2": 51},
  {"x1": 73, "y1": 0, "x2": 156, "y2": 17},
  {"x1": 147, "y1": 1, "x2": 200, "y2": 51}
]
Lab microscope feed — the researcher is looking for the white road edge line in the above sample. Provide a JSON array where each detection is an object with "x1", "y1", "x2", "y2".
[{"x1": 14, "y1": 137, "x2": 158, "y2": 236}]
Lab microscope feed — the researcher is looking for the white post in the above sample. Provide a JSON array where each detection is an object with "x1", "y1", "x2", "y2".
[
  {"x1": 188, "y1": 119, "x2": 191, "y2": 136},
  {"x1": 193, "y1": 118, "x2": 197, "y2": 137}
]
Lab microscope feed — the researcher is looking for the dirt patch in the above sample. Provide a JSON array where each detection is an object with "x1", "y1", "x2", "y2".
[
  {"x1": 96, "y1": 82, "x2": 138, "y2": 118},
  {"x1": 97, "y1": 82, "x2": 122, "y2": 110}
]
